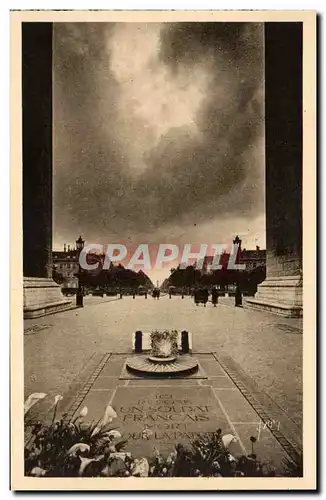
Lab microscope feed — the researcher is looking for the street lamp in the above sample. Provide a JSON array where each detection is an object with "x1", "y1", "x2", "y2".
[{"x1": 76, "y1": 236, "x2": 85, "y2": 307}]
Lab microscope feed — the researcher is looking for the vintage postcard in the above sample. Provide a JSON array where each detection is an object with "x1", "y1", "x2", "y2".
[{"x1": 11, "y1": 10, "x2": 316, "y2": 491}]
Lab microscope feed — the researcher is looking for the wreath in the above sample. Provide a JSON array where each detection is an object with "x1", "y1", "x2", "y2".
[{"x1": 150, "y1": 329, "x2": 179, "y2": 357}]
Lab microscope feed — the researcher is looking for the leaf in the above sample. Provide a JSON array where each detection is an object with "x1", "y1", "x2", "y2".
[{"x1": 115, "y1": 439, "x2": 128, "y2": 452}]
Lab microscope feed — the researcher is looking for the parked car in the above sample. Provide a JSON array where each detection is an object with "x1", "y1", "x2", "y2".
[{"x1": 194, "y1": 288, "x2": 209, "y2": 306}]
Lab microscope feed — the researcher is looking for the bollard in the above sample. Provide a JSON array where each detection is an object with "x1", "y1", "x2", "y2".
[
  {"x1": 135, "y1": 331, "x2": 143, "y2": 353},
  {"x1": 181, "y1": 330, "x2": 190, "y2": 354}
]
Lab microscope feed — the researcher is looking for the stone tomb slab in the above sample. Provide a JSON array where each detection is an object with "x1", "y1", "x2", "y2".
[{"x1": 111, "y1": 385, "x2": 238, "y2": 458}]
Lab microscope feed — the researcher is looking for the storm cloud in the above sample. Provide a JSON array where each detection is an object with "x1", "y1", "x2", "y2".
[{"x1": 53, "y1": 22, "x2": 265, "y2": 256}]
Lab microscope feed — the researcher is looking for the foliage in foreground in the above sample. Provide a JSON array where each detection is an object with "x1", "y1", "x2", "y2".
[{"x1": 24, "y1": 393, "x2": 302, "y2": 478}]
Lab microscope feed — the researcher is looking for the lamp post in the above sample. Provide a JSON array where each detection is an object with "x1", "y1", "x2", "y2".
[{"x1": 76, "y1": 236, "x2": 85, "y2": 307}]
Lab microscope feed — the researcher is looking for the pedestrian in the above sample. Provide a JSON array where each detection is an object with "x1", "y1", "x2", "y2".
[
  {"x1": 211, "y1": 287, "x2": 218, "y2": 307},
  {"x1": 235, "y1": 285, "x2": 242, "y2": 307},
  {"x1": 203, "y1": 288, "x2": 209, "y2": 307},
  {"x1": 145, "y1": 292, "x2": 147, "y2": 299}
]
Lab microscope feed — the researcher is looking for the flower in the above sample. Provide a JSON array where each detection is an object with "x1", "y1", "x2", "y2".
[
  {"x1": 250, "y1": 435, "x2": 257, "y2": 454},
  {"x1": 107, "y1": 430, "x2": 122, "y2": 440},
  {"x1": 153, "y1": 446, "x2": 161, "y2": 458},
  {"x1": 30, "y1": 466, "x2": 46, "y2": 477},
  {"x1": 102, "y1": 404, "x2": 117, "y2": 422},
  {"x1": 91, "y1": 405, "x2": 117, "y2": 437},
  {"x1": 212, "y1": 460, "x2": 220, "y2": 469},
  {"x1": 79, "y1": 406, "x2": 88, "y2": 418},
  {"x1": 222, "y1": 433, "x2": 237, "y2": 448},
  {"x1": 131, "y1": 458, "x2": 149, "y2": 477},
  {"x1": 166, "y1": 451, "x2": 177, "y2": 464},
  {"x1": 67, "y1": 443, "x2": 90, "y2": 457},
  {"x1": 24, "y1": 393, "x2": 47, "y2": 415},
  {"x1": 54, "y1": 394, "x2": 63, "y2": 405}
]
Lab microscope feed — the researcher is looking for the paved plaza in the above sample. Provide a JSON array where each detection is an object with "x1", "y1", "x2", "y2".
[{"x1": 24, "y1": 295, "x2": 303, "y2": 471}]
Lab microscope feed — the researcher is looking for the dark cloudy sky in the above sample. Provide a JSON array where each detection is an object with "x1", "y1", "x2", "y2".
[{"x1": 53, "y1": 22, "x2": 265, "y2": 282}]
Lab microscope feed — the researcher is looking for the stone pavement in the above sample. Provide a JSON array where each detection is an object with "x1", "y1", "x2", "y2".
[
  {"x1": 37, "y1": 351, "x2": 300, "y2": 473},
  {"x1": 24, "y1": 294, "x2": 302, "y2": 470}
]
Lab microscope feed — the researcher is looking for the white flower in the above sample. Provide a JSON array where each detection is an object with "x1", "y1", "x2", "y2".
[
  {"x1": 131, "y1": 458, "x2": 149, "y2": 477},
  {"x1": 54, "y1": 394, "x2": 63, "y2": 405},
  {"x1": 222, "y1": 433, "x2": 237, "y2": 448},
  {"x1": 166, "y1": 451, "x2": 177, "y2": 464},
  {"x1": 102, "y1": 404, "x2": 117, "y2": 423},
  {"x1": 24, "y1": 393, "x2": 47, "y2": 415},
  {"x1": 30, "y1": 466, "x2": 46, "y2": 477},
  {"x1": 79, "y1": 406, "x2": 88, "y2": 418},
  {"x1": 228, "y1": 453, "x2": 237, "y2": 462},
  {"x1": 67, "y1": 443, "x2": 90, "y2": 457},
  {"x1": 91, "y1": 405, "x2": 117, "y2": 437},
  {"x1": 106, "y1": 430, "x2": 121, "y2": 440}
]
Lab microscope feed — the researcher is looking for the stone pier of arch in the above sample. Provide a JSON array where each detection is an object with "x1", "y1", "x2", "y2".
[
  {"x1": 22, "y1": 23, "x2": 71, "y2": 319},
  {"x1": 246, "y1": 23, "x2": 303, "y2": 318}
]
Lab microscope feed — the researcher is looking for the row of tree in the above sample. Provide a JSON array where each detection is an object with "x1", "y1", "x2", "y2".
[
  {"x1": 52, "y1": 262, "x2": 154, "y2": 290},
  {"x1": 162, "y1": 265, "x2": 266, "y2": 293}
]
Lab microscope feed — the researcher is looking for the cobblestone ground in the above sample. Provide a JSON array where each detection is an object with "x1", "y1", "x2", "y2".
[{"x1": 24, "y1": 295, "x2": 302, "y2": 427}]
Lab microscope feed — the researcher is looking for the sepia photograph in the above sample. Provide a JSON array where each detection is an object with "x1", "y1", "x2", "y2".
[{"x1": 10, "y1": 10, "x2": 316, "y2": 491}]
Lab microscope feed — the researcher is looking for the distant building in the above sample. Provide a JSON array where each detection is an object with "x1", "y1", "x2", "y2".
[
  {"x1": 52, "y1": 245, "x2": 113, "y2": 289},
  {"x1": 202, "y1": 238, "x2": 266, "y2": 273},
  {"x1": 240, "y1": 246, "x2": 266, "y2": 271},
  {"x1": 52, "y1": 246, "x2": 79, "y2": 287}
]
